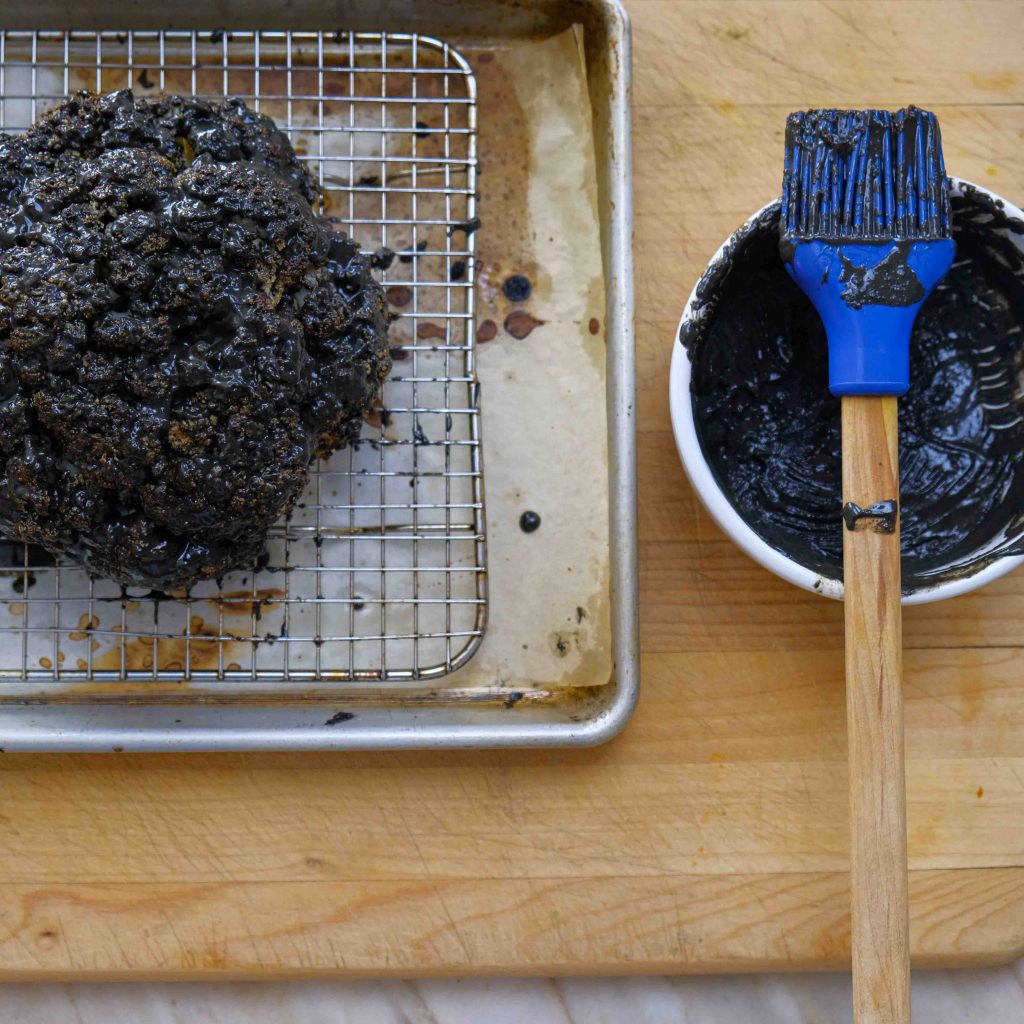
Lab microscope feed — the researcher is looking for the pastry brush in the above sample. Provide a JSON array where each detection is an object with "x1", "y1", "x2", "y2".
[{"x1": 780, "y1": 107, "x2": 955, "y2": 1024}]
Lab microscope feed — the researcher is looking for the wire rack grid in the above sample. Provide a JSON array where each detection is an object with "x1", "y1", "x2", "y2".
[{"x1": 0, "y1": 29, "x2": 487, "y2": 686}]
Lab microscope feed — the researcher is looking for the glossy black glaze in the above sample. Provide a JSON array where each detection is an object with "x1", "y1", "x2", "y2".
[
  {"x1": 837, "y1": 243, "x2": 925, "y2": 309},
  {"x1": 843, "y1": 501, "x2": 898, "y2": 534},
  {"x1": 685, "y1": 190, "x2": 1024, "y2": 588},
  {"x1": 519, "y1": 510, "x2": 541, "y2": 533},
  {"x1": 0, "y1": 91, "x2": 390, "y2": 590}
]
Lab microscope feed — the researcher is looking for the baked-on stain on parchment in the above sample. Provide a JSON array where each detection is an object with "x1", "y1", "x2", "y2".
[
  {"x1": 91, "y1": 614, "x2": 228, "y2": 673},
  {"x1": 682, "y1": 189, "x2": 1024, "y2": 591},
  {"x1": 462, "y1": 46, "x2": 550, "y2": 327}
]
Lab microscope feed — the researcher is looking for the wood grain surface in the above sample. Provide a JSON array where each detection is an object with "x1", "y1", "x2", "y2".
[
  {"x1": 1, "y1": 0, "x2": 1024, "y2": 978},
  {"x1": 842, "y1": 396, "x2": 909, "y2": 1022}
]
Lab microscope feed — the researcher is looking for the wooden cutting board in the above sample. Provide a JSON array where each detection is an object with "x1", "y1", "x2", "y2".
[{"x1": 1, "y1": 0, "x2": 1023, "y2": 978}]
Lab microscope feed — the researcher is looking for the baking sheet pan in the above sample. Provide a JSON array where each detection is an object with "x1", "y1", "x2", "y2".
[{"x1": 0, "y1": 0, "x2": 636, "y2": 750}]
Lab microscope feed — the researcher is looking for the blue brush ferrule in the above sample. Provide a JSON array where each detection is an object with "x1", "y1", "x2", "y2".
[{"x1": 784, "y1": 238, "x2": 955, "y2": 396}]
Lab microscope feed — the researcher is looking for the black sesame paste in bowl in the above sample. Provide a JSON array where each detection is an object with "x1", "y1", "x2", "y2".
[{"x1": 680, "y1": 186, "x2": 1024, "y2": 591}]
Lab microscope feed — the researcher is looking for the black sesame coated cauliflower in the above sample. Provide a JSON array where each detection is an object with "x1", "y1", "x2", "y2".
[{"x1": 0, "y1": 90, "x2": 390, "y2": 589}]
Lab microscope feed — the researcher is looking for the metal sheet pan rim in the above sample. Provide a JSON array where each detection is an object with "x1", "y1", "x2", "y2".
[{"x1": 0, "y1": 0, "x2": 638, "y2": 751}]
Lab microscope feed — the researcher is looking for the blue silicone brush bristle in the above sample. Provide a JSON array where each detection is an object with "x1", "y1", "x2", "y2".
[
  {"x1": 779, "y1": 107, "x2": 955, "y2": 396},
  {"x1": 783, "y1": 108, "x2": 951, "y2": 243}
]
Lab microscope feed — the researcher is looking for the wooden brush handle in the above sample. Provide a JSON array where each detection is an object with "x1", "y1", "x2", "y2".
[{"x1": 841, "y1": 396, "x2": 910, "y2": 1024}]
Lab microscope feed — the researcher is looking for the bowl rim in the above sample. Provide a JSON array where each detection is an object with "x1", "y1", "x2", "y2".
[{"x1": 668, "y1": 176, "x2": 1024, "y2": 606}]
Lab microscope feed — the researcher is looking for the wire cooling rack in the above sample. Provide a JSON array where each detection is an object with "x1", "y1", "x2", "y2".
[{"x1": 0, "y1": 30, "x2": 486, "y2": 685}]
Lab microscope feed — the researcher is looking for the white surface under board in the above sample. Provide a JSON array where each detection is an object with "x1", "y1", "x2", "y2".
[{"x1": 2, "y1": 967, "x2": 1023, "y2": 1022}]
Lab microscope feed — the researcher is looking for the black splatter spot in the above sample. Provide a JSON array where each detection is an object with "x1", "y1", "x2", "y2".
[
  {"x1": 519, "y1": 510, "x2": 541, "y2": 533},
  {"x1": 324, "y1": 711, "x2": 355, "y2": 726},
  {"x1": 503, "y1": 274, "x2": 532, "y2": 302}
]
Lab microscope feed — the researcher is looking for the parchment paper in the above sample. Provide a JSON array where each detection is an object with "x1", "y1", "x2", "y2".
[
  {"x1": 435, "y1": 27, "x2": 612, "y2": 689},
  {"x1": 1, "y1": 28, "x2": 612, "y2": 695}
]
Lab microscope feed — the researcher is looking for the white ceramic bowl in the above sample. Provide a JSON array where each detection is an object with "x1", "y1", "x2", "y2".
[{"x1": 669, "y1": 178, "x2": 1024, "y2": 605}]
